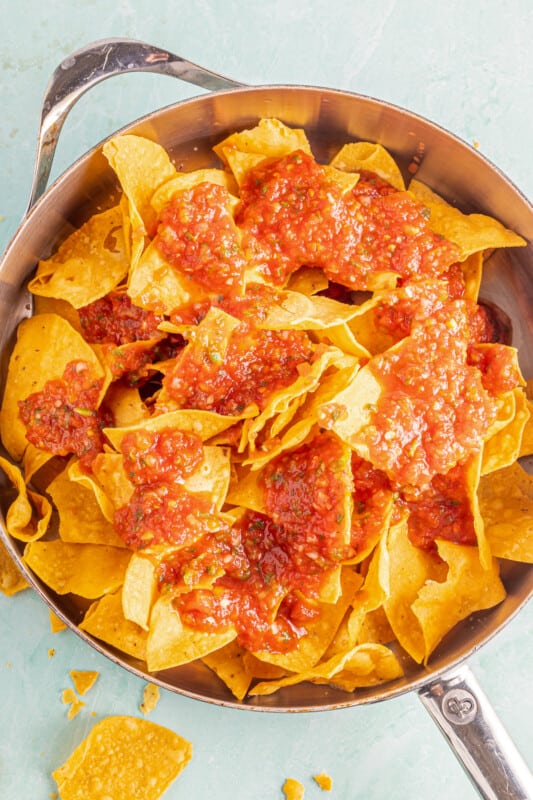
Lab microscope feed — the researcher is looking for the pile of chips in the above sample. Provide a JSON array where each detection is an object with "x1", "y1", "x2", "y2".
[{"x1": 1, "y1": 118, "x2": 532, "y2": 700}]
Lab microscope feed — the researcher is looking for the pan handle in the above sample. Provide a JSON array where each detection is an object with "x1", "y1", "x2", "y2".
[
  {"x1": 419, "y1": 663, "x2": 533, "y2": 799},
  {"x1": 27, "y1": 37, "x2": 245, "y2": 211}
]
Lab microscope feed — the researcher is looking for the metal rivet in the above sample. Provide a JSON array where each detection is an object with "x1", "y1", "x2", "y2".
[{"x1": 442, "y1": 688, "x2": 478, "y2": 725}]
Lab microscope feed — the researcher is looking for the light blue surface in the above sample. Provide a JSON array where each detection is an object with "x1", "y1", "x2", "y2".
[{"x1": 1, "y1": 2, "x2": 532, "y2": 798}]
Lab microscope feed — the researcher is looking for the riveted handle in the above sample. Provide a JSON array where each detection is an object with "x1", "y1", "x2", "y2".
[
  {"x1": 27, "y1": 38, "x2": 244, "y2": 211},
  {"x1": 419, "y1": 664, "x2": 533, "y2": 799}
]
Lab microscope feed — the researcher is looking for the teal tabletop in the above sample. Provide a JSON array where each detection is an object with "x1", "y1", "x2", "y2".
[{"x1": 1, "y1": 2, "x2": 532, "y2": 799}]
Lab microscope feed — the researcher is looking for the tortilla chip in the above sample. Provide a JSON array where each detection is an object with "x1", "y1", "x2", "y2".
[
  {"x1": 23, "y1": 540, "x2": 130, "y2": 598},
  {"x1": 412, "y1": 539, "x2": 505, "y2": 662},
  {"x1": 80, "y1": 590, "x2": 148, "y2": 661},
  {"x1": 47, "y1": 466, "x2": 125, "y2": 547},
  {"x1": 0, "y1": 313, "x2": 106, "y2": 461},
  {"x1": 330, "y1": 141, "x2": 405, "y2": 190},
  {"x1": 202, "y1": 640, "x2": 254, "y2": 700},
  {"x1": 0, "y1": 536, "x2": 29, "y2": 595},
  {"x1": 478, "y1": 460, "x2": 533, "y2": 562},
  {"x1": 409, "y1": 179, "x2": 526, "y2": 259},
  {"x1": 0, "y1": 456, "x2": 52, "y2": 542},
  {"x1": 146, "y1": 595, "x2": 237, "y2": 672},
  {"x1": 482, "y1": 387, "x2": 529, "y2": 475},
  {"x1": 50, "y1": 610, "x2": 68, "y2": 633},
  {"x1": 127, "y1": 239, "x2": 202, "y2": 313},
  {"x1": 382, "y1": 517, "x2": 447, "y2": 663},
  {"x1": 214, "y1": 118, "x2": 312, "y2": 183},
  {"x1": 28, "y1": 206, "x2": 129, "y2": 308},
  {"x1": 151, "y1": 169, "x2": 237, "y2": 214},
  {"x1": 122, "y1": 554, "x2": 157, "y2": 631},
  {"x1": 103, "y1": 135, "x2": 177, "y2": 267},
  {"x1": 52, "y1": 716, "x2": 192, "y2": 800}
]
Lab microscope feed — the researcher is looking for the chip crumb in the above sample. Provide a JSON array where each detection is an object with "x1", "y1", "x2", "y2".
[
  {"x1": 473, "y1": 139, "x2": 480, "y2": 149},
  {"x1": 6, "y1": 661, "x2": 11, "y2": 668},
  {"x1": 283, "y1": 777, "x2": 305, "y2": 799},
  {"x1": 70, "y1": 669, "x2": 99, "y2": 696},
  {"x1": 140, "y1": 682, "x2": 161, "y2": 714},
  {"x1": 48, "y1": 648, "x2": 55, "y2": 658},
  {"x1": 61, "y1": 688, "x2": 85, "y2": 720},
  {"x1": 313, "y1": 772, "x2": 333, "y2": 791}
]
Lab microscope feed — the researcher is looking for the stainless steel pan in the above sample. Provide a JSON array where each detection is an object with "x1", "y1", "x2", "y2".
[{"x1": 1, "y1": 39, "x2": 531, "y2": 799}]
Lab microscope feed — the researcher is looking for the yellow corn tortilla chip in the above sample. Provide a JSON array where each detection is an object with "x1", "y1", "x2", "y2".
[
  {"x1": 0, "y1": 536, "x2": 29, "y2": 595},
  {"x1": 104, "y1": 384, "x2": 150, "y2": 428},
  {"x1": 47, "y1": 466, "x2": 125, "y2": 547},
  {"x1": 0, "y1": 456, "x2": 52, "y2": 542},
  {"x1": 28, "y1": 206, "x2": 129, "y2": 308},
  {"x1": 409, "y1": 179, "x2": 526, "y2": 259},
  {"x1": 0, "y1": 313, "x2": 106, "y2": 461},
  {"x1": 151, "y1": 168, "x2": 238, "y2": 214},
  {"x1": 481, "y1": 387, "x2": 529, "y2": 475},
  {"x1": 240, "y1": 346, "x2": 353, "y2": 454},
  {"x1": 104, "y1": 408, "x2": 249, "y2": 451},
  {"x1": 330, "y1": 141, "x2": 406, "y2": 190},
  {"x1": 146, "y1": 595, "x2": 237, "y2": 672},
  {"x1": 127, "y1": 239, "x2": 202, "y2": 313},
  {"x1": 382, "y1": 516, "x2": 447, "y2": 664},
  {"x1": 70, "y1": 670, "x2": 99, "y2": 696},
  {"x1": 202, "y1": 640, "x2": 255, "y2": 700},
  {"x1": 412, "y1": 539, "x2": 505, "y2": 662},
  {"x1": 122, "y1": 554, "x2": 157, "y2": 631},
  {"x1": 461, "y1": 251, "x2": 484, "y2": 302},
  {"x1": 103, "y1": 135, "x2": 178, "y2": 267},
  {"x1": 251, "y1": 640, "x2": 401, "y2": 696},
  {"x1": 52, "y1": 716, "x2": 192, "y2": 800},
  {"x1": 214, "y1": 118, "x2": 312, "y2": 178},
  {"x1": 478, "y1": 460, "x2": 533, "y2": 562},
  {"x1": 69, "y1": 455, "x2": 128, "y2": 523},
  {"x1": 80, "y1": 590, "x2": 148, "y2": 661},
  {"x1": 24, "y1": 540, "x2": 130, "y2": 598},
  {"x1": 519, "y1": 399, "x2": 533, "y2": 457},
  {"x1": 257, "y1": 290, "x2": 363, "y2": 332},
  {"x1": 286, "y1": 266, "x2": 329, "y2": 296}
]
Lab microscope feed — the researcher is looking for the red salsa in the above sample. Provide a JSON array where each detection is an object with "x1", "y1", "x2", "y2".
[
  {"x1": 120, "y1": 427, "x2": 204, "y2": 485},
  {"x1": 79, "y1": 291, "x2": 164, "y2": 345},
  {"x1": 262, "y1": 432, "x2": 350, "y2": 565},
  {"x1": 360, "y1": 300, "x2": 498, "y2": 486},
  {"x1": 156, "y1": 182, "x2": 246, "y2": 293},
  {"x1": 401, "y1": 463, "x2": 477, "y2": 550},
  {"x1": 18, "y1": 360, "x2": 110, "y2": 469},
  {"x1": 163, "y1": 319, "x2": 314, "y2": 415},
  {"x1": 237, "y1": 151, "x2": 460, "y2": 290},
  {"x1": 114, "y1": 426, "x2": 216, "y2": 550},
  {"x1": 172, "y1": 511, "x2": 329, "y2": 653},
  {"x1": 348, "y1": 454, "x2": 393, "y2": 557}
]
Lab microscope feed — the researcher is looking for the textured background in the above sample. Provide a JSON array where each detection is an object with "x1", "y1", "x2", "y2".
[{"x1": 1, "y1": 2, "x2": 532, "y2": 798}]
